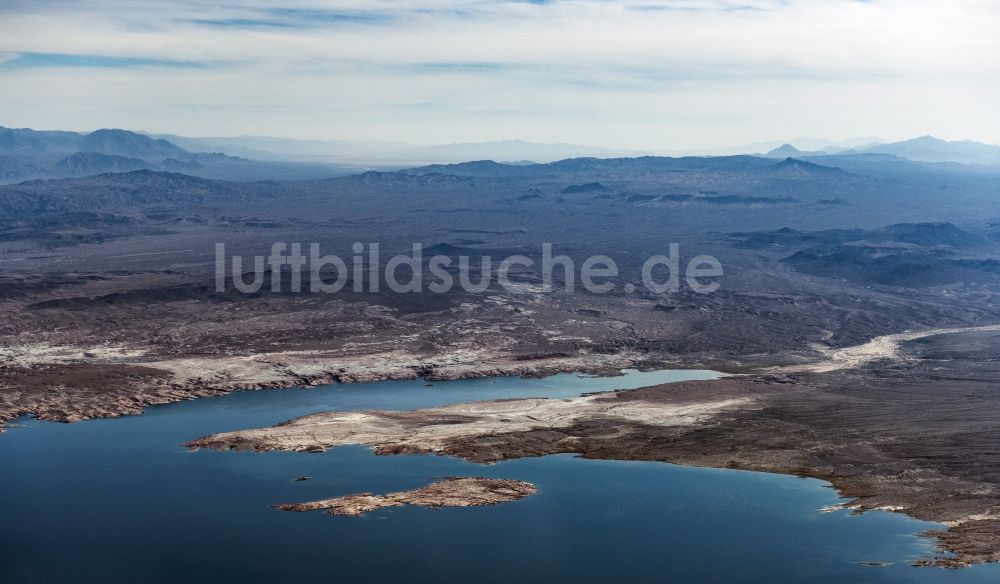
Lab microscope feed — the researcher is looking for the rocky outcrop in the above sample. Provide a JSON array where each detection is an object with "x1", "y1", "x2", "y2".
[{"x1": 274, "y1": 477, "x2": 537, "y2": 516}]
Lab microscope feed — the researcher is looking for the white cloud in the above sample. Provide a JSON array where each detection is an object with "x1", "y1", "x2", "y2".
[{"x1": 0, "y1": 0, "x2": 998, "y2": 149}]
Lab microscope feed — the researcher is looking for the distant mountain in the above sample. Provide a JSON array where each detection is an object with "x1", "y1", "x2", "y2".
[
  {"x1": 0, "y1": 125, "x2": 195, "y2": 161},
  {"x1": 148, "y1": 134, "x2": 647, "y2": 165},
  {"x1": 148, "y1": 134, "x2": 410, "y2": 162},
  {"x1": 398, "y1": 160, "x2": 527, "y2": 178},
  {"x1": 79, "y1": 129, "x2": 191, "y2": 161},
  {"x1": 705, "y1": 136, "x2": 882, "y2": 157},
  {"x1": 745, "y1": 135, "x2": 1000, "y2": 166},
  {"x1": 764, "y1": 144, "x2": 831, "y2": 158},
  {"x1": 5, "y1": 124, "x2": 998, "y2": 186},
  {"x1": 54, "y1": 152, "x2": 149, "y2": 175},
  {"x1": 414, "y1": 140, "x2": 647, "y2": 165},
  {"x1": 0, "y1": 126, "x2": 83, "y2": 155},
  {"x1": 400, "y1": 155, "x2": 842, "y2": 180},
  {"x1": 0, "y1": 126, "x2": 196, "y2": 180},
  {"x1": 0, "y1": 126, "x2": 327, "y2": 183},
  {"x1": 764, "y1": 144, "x2": 803, "y2": 157},
  {"x1": 852, "y1": 136, "x2": 1000, "y2": 165}
]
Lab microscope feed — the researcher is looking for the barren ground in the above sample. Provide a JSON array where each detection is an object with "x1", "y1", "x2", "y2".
[{"x1": 5, "y1": 159, "x2": 1000, "y2": 569}]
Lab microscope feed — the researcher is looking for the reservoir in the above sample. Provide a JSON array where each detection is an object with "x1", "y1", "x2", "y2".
[{"x1": 1, "y1": 369, "x2": 997, "y2": 583}]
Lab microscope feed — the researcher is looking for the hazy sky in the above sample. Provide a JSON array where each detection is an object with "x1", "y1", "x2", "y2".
[{"x1": 1, "y1": 0, "x2": 998, "y2": 150}]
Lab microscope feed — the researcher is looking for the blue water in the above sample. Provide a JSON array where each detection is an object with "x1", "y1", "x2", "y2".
[{"x1": 1, "y1": 369, "x2": 997, "y2": 583}]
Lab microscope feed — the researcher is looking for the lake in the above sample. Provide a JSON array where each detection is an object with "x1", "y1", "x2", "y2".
[{"x1": 1, "y1": 369, "x2": 997, "y2": 583}]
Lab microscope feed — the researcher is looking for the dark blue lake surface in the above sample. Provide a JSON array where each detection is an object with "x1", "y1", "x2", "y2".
[{"x1": 2, "y1": 369, "x2": 997, "y2": 583}]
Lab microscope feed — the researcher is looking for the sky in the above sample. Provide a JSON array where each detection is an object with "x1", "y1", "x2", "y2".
[{"x1": 0, "y1": 0, "x2": 998, "y2": 151}]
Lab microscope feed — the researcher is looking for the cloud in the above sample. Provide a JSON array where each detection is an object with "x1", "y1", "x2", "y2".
[
  {"x1": 0, "y1": 0, "x2": 997, "y2": 149},
  {"x1": 179, "y1": 7, "x2": 394, "y2": 29},
  {"x1": 0, "y1": 52, "x2": 213, "y2": 69}
]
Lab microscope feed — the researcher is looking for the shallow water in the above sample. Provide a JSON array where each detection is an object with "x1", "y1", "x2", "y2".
[{"x1": 1, "y1": 369, "x2": 997, "y2": 583}]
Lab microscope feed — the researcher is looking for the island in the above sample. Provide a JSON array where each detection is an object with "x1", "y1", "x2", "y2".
[{"x1": 274, "y1": 477, "x2": 537, "y2": 516}]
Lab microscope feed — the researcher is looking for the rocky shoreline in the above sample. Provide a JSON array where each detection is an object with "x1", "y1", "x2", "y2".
[
  {"x1": 186, "y1": 328, "x2": 1000, "y2": 568},
  {"x1": 0, "y1": 347, "x2": 650, "y2": 428},
  {"x1": 6, "y1": 326, "x2": 1000, "y2": 568}
]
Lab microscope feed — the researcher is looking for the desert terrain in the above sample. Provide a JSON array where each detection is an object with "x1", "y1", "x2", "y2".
[{"x1": 4, "y1": 139, "x2": 1000, "y2": 567}]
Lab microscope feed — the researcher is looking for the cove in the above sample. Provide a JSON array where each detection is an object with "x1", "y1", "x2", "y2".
[{"x1": 1, "y1": 369, "x2": 998, "y2": 583}]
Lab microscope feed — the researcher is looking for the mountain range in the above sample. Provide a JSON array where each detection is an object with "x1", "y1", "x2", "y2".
[
  {"x1": 0, "y1": 126, "x2": 370, "y2": 183},
  {"x1": 1, "y1": 124, "x2": 998, "y2": 186},
  {"x1": 763, "y1": 135, "x2": 1000, "y2": 165},
  {"x1": 0, "y1": 127, "x2": 245, "y2": 183},
  {"x1": 147, "y1": 134, "x2": 649, "y2": 165}
]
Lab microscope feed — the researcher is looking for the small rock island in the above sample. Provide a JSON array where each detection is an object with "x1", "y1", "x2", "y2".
[{"x1": 273, "y1": 477, "x2": 537, "y2": 516}]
